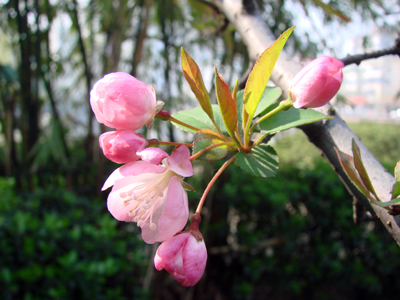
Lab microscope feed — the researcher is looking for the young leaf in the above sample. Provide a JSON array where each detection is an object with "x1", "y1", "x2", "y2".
[
  {"x1": 352, "y1": 139, "x2": 379, "y2": 200},
  {"x1": 172, "y1": 105, "x2": 227, "y2": 134},
  {"x1": 193, "y1": 129, "x2": 229, "y2": 161},
  {"x1": 243, "y1": 27, "x2": 294, "y2": 121},
  {"x1": 235, "y1": 144, "x2": 279, "y2": 178},
  {"x1": 336, "y1": 148, "x2": 370, "y2": 198},
  {"x1": 236, "y1": 90, "x2": 244, "y2": 137},
  {"x1": 181, "y1": 47, "x2": 214, "y2": 121},
  {"x1": 215, "y1": 66, "x2": 238, "y2": 139},
  {"x1": 371, "y1": 197, "x2": 400, "y2": 207},
  {"x1": 259, "y1": 105, "x2": 330, "y2": 135},
  {"x1": 254, "y1": 86, "x2": 282, "y2": 117}
]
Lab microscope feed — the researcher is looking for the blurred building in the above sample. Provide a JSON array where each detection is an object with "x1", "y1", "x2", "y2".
[{"x1": 336, "y1": 27, "x2": 400, "y2": 123}]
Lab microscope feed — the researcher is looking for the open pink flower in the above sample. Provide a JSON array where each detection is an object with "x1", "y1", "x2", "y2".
[
  {"x1": 90, "y1": 72, "x2": 156, "y2": 130},
  {"x1": 154, "y1": 214, "x2": 207, "y2": 287},
  {"x1": 102, "y1": 145, "x2": 193, "y2": 244},
  {"x1": 289, "y1": 56, "x2": 344, "y2": 108},
  {"x1": 99, "y1": 130, "x2": 147, "y2": 164}
]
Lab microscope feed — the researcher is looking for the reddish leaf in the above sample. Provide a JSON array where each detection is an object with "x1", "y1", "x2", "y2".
[
  {"x1": 352, "y1": 139, "x2": 379, "y2": 200},
  {"x1": 336, "y1": 148, "x2": 370, "y2": 198},
  {"x1": 181, "y1": 48, "x2": 214, "y2": 121},
  {"x1": 215, "y1": 66, "x2": 238, "y2": 138}
]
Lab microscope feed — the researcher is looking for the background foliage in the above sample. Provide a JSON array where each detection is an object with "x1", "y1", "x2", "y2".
[
  {"x1": 1, "y1": 123, "x2": 400, "y2": 300},
  {"x1": 1, "y1": 0, "x2": 400, "y2": 299}
]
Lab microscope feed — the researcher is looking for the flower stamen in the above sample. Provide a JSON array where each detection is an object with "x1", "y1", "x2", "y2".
[{"x1": 121, "y1": 170, "x2": 181, "y2": 230}]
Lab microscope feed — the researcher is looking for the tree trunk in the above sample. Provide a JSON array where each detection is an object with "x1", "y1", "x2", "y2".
[
  {"x1": 69, "y1": 0, "x2": 94, "y2": 160},
  {"x1": 15, "y1": 0, "x2": 40, "y2": 168},
  {"x1": 130, "y1": 0, "x2": 152, "y2": 77}
]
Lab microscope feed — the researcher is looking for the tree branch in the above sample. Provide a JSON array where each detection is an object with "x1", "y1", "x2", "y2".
[
  {"x1": 213, "y1": 0, "x2": 400, "y2": 246},
  {"x1": 340, "y1": 36, "x2": 400, "y2": 66}
]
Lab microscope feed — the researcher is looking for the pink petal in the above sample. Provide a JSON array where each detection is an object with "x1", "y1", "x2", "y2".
[
  {"x1": 102, "y1": 161, "x2": 165, "y2": 191},
  {"x1": 291, "y1": 64, "x2": 328, "y2": 108},
  {"x1": 154, "y1": 233, "x2": 190, "y2": 272},
  {"x1": 142, "y1": 176, "x2": 189, "y2": 244},
  {"x1": 99, "y1": 130, "x2": 146, "y2": 164},
  {"x1": 106, "y1": 173, "x2": 159, "y2": 222},
  {"x1": 290, "y1": 57, "x2": 326, "y2": 86},
  {"x1": 137, "y1": 147, "x2": 168, "y2": 165},
  {"x1": 163, "y1": 145, "x2": 193, "y2": 177},
  {"x1": 182, "y1": 236, "x2": 207, "y2": 286}
]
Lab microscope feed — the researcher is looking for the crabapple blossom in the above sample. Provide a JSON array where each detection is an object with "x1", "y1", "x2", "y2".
[
  {"x1": 102, "y1": 145, "x2": 193, "y2": 244},
  {"x1": 90, "y1": 72, "x2": 157, "y2": 130},
  {"x1": 99, "y1": 130, "x2": 147, "y2": 164},
  {"x1": 289, "y1": 56, "x2": 344, "y2": 108},
  {"x1": 154, "y1": 214, "x2": 207, "y2": 286}
]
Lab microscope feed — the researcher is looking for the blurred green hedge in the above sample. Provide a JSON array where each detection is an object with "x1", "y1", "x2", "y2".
[
  {"x1": 0, "y1": 178, "x2": 150, "y2": 300},
  {"x1": 199, "y1": 160, "x2": 400, "y2": 300},
  {"x1": 1, "y1": 122, "x2": 399, "y2": 299}
]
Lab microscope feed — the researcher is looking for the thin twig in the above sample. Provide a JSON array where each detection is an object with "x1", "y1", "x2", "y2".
[{"x1": 340, "y1": 37, "x2": 400, "y2": 66}]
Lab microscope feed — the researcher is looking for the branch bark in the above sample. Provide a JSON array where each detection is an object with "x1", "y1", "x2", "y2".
[{"x1": 213, "y1": 0, "x2": 400, "y2": 245}]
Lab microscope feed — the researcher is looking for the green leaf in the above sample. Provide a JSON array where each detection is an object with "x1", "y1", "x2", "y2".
[
  {"x1": 215, "y1": 66, "x2": 237, "y2": 138},
  {"x1": 371, "y1": 197, "x2": 400, "y2": 207},
  {"x1": 236, "y1": 90, "x2": 244, "y2": 128},
  {"x1": 235, "y1": 144, "x2": 279, "y2": 178},
  {"x1": 392, "y1": 181, "x2": 400, "y2": 200},
  {"x1": 259, "y1": 105, "x2": 330, "y2": 135},
  {"x1": 236, "y1": 90, "x2": 244, "y2": 135},
  {"x1": 181, "y1": 47, "x2": 214, "y2": 121},
  {"x1": 172, "y1": 105, "x2": 227, "y2": 134},
  {"x1": 254, "y1": 86, "x2": 282, "y2": 117},
  {"x1": 243, "y1": 27, "x2": 294, "y2": 121},
  {"x1": 336, "y1": 148, "x2": 370, "y2": 198},
  {"x1": 236, "y1": 87, "x2": 281, "y2": 137},
  {"x1": 352, "y1": 139, "x2": 378, "y2": 199},
  {"x1": 394, "y1": 161, "x2": 400, "y2": 181},
  {"x1": 193, "y1": 129, "x2": 229, "y2": 161}
]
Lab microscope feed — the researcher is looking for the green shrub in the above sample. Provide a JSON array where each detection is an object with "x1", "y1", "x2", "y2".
[{"x1": 0, "y1": 178, "x2": 149, "y2": 300}]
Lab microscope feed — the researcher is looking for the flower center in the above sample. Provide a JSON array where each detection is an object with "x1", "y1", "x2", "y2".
[{"x1": 118, "y1": 169, "x2": 181, "y2": 230}]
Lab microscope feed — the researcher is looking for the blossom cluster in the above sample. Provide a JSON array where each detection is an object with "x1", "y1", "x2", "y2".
[
  {"x1": 90, "y1": 72, "x2": 207, "y2": 286},
  {"x1": 89, "y1": 51, "x2": 344, "y2": 288}
]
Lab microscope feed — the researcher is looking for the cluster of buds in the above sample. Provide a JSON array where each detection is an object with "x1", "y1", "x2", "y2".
[
  {"x1": 90, "y1": 28, "x2": 344, "y2": 287},
  {"x1": 90, "y1": 72, "x2": 207, "y2": 286}
]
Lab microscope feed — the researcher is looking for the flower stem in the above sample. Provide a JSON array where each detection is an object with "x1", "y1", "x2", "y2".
[
  {"x1": 250, "y1": 99, "x2": 293, "y2": 133},
  {"x1": 243, "y1": 117, "x2": 252, "y2": 152},
  {"x1": 189, "y1": 142, "x2": 235, "y2": 162},
  {"x1": 157, "y1": 140, "x2": 193, "y2": 147},
  {"x1": 155, "y1": 110, "x2": 201, "y2": 132},
  {"x1": 210, "y1": 119, "x2": 224, "y2": 136},
  {"x1": 195, "y1": 155, "x2": 236, "y2": 214}
]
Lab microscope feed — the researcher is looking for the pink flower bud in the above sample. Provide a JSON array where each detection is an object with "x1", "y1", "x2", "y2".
[
  {"x1": 90, "y1": 72, "x2": 156, "y2": 130},
  {"x1": 289, "y1": 56, "x2": 344, "y2": 109},
  {"x1": 154, "y1": 217, "x2": 207, "y2": 287},
  {"x1": 99, "y1": 130, "x2": 147, "y2": 164}
]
